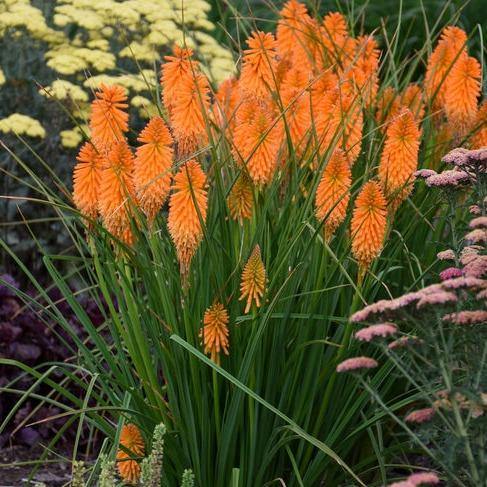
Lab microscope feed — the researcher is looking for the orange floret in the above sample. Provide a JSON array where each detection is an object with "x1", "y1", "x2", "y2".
[
  {"x1": 98, "y1": 140, "x2": 136, "y2": 245},
  {"x1": 315, "y1": 149, "x2": 351, "y2": 240},
  {"x1": 73, "y1": 141, "x2": 103, "y2": 220},
  {"x1": 471, "y1": 100, "x2": 487, "y2": 149},
  {"x1": 167, "y1": 160, "x2": 208, "y2": 277},
  {"x1": 161, "y1": 45, "x2": 197, "y2": 114},
  {"x1": 351, "y1": 181, "x2": 387, "y2": 276},
  {"x1": 89, "y1": 84, "x2": 128, "y2": 152},
  {"x1": 170, "y1": 72, "x2": 210, "y2": 156},
  {"x1": 379, "y1": 109, "x2": 421, "y2": 210},
  {"x1": 233, "y1": 97, "x2": 282, "y2": 186},
  {"x1": 240, "y1": 31, "x2": 279, "y2": 97},
  {"x1": 444, "y1": 53, "x2": 481, "y2": 136},
  {"x1": 424, "y1": 26, "x2": 467, "y2": 111},
  {"x1": 134, "y1": 117, "x2": 174, "y2": 223},
  {"x1": 116, "y1": 424, "x2": 145, "y2": 485}
]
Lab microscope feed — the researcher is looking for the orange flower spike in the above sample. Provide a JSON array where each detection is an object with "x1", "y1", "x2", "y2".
[
  {"x1": 161, "y1": 45, "x2": 196, "y2": 113},
  {"x1": 201, "y1": 302, "x2": 230, "y2": 364},
  {"x1": 379, "y1": 110, "x2": 421, "y2": 210},
  {"x1": 471, "y1": 100, "x2": 487, "y2": 149},
  {"x1": 240, "y1": 31, "x2": 279, "y2": 97},
  {"x1": 351, "y1": 181, "x2": 387, "y2": 275},
  {"x1": 315, "y1": 149, "x2": 351, "y2": 240},
  {"x1": 233, "y1": 98, "x2": 282, "y2": 186},
  {"x1": 352, "y1": 35, "x2": 380, "y2": 107},
  {"x1": 213, "y1": 77, "x2": 241, "y2": 134},
  {"x1": 321, "y1": 11, "x2": 351, "y2": 65},
  {"x1": 98, "y1": 140, "x2": 136, "y2": 244},
  {"x1": 116, "y1": 424, "x2": 145, "y2": 485},
  {"x1": 280, "y1": 67, "x2": 312, "y2": 151},
  {"x1": 276, "y1": 0, "x2": 321, "y2": 73},
  {"x1": 227, "y1": 174, "x2": 254, "y2": 223},
  {"x1": 276, "y1": 0, "x2": 310, "y2": 59},
  {"x1": 424, "y1": 26, "x2": 467, "y2": 111},
  {"x1": 167, "y1": 160, "x2": 208, "y2": 276},
  {"x1": 134, "y1": 117, "x2": 174, "y2": 223},
  {"x1": 444, "y1": 53, "x2": 481, "y2": 136},
  {"x1": 73, "y1": 142, "x2": 103, "y2": 220},
  {"x1": 89, "y1": 84, "x2": 128, "y2": 151},
  {"x1": 240, "y1": 245, "x2": 267, "y2": 313},
  {"x1": 171, "y1": 72, "x2": 211, "y2": 155},
  {"x1": 336, "y1": 93, "x2": 363, "y2": 166}
]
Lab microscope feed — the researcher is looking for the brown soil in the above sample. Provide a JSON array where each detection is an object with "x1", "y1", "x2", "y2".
[{"x1": 0, "y1": 445, "x2": 72, "y2": 486}]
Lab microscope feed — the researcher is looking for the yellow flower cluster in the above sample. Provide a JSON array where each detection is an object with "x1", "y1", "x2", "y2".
[
  {"x1": 0, "y1": 0, "x2": 234, "y2": 145},
  {"x1": 0, "y1": 113, "x2": 46, "y2": 138}
]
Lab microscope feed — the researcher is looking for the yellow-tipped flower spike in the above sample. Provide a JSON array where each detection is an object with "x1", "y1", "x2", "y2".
[
  {"x1": 116, "y1": 424, "x2": 145, "y2": 485},
  {"x1": 379, "y1": 109, "x2": 421, "y2": 210},
  {"x1": 315, "y1": 149, "x2": 351, "y2": 240},
  {"x1": 240, "y1": 245, "x2": 267, "y2": 313},
  {"x1": 73, "y1": 141, "x2": 103, "y2": 220},
  {"x1": 201, "y1": 302, "x2": 230, "y2": 364},
  {"x1": 227, "y1": 173, "x2": 254, "y2": 223},
  {"x1": 351, "y1": 181, "x2": 387, "y2": 276},
  {"x1": 167, "y1": 160, "x2": 208, "y2": 277},
  {"x1": 134, "y1": 117, "x2": 174, "y2": 223}
]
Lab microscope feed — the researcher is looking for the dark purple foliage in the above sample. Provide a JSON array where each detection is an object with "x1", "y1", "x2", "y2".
[{"x1": 0, "y1": 272, "x2": 106, "y2": 448}]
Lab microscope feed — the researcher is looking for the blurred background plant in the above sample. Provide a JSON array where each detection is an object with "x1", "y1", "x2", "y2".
[
  {"x1": 0, "y1": 0, "x2": 234, "y2": 274},
  {"x1": 346, "y1": 147, "x2": 487, "y2": 486}
]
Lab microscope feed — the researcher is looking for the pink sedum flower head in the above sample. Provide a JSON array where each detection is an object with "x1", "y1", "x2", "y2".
[
  {"x1": 465, "y1": 228, "x2": 487, "y2": 244},
  {"x1": 437, "y1": 249, "x2": 456, "y2": 261},
  {"x1": 425, "y1": 169, "x2": 470, "y2": 188},
  {"x1": 336, "y1": 356, "x2": 378, "y2": 373},
  {"x1": 469, "y1": 216, "x2": 487, "y2": 229},
  {"x1": 407, "y1": 472, "x2": 440, "y2": 485},
  {"x1": 405, "y1": 407, "x2": 435, "y2": 424},
  {"x1": 443, "y1": 310, "x2": 487, "y2": 325},
  {"x1": 355, "y1": 323, "x2": 397, "y2": 342},
  {"x1": 439, "y1": 267, "x2": 462, "y2": 281},
  {"x1": 414, "y1": 169, "x2": 437, "y2": 179},
  {"x1": 416, "y1": 291, "x2": 457, "y2": 308},
  {"x1": 441, "y1": 276, "x2": 486, "y2": 290}
]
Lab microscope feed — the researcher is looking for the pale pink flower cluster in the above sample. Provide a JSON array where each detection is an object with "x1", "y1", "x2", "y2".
[
  {"x1": 441, "y1": 276, "x2": 486, "y2": 290},
  {"x1": 355, "y1": 323, "x2": 397, "y2": 342},
  {"x1": 439, "y1": 267, "x2": 462, "y2": 281},
  {"x1": 405, "y1": 407, "x2": 435, "y2": 424},
  {"x1": 350, "y1": 292, "x2": 421, "y2": 322},
  {"x1": 469, "y1": 205, "x2": 481, "y2": 215},
  {"x1": 436, "y1": 249, "x2": 455, "y2": 261},
  {"x1": 443, "y1": 310, "x2": 487, "y2": 325},
  {"x1": 414, "y1": 169, "x2": 437, "y2": 179},
  {"x1": 469, "y1": 216, "x2": 487, "y2": 229},
  {"x1": 465, "y1": 228, "x2": 487, "y2": 244},
  {"x1": 460, "y1": 245, "x2": 482, "y2": 265},
  {"x1": 477, "y1": 289, "x2": 487, "y2": 300},
  {"x1": 416, "y1": 291, "x2": 457, "y2": 308},
  {"x1": 425, "y1": 170, "x2": 470, "y2": 188},
  {"x1": 336, "y1": 356, "x2": 378, "y2": 373},
  {"x1": 389, "y1": 471, "x2": 440, "y2": 486},
  {"x1": 442, "y1": 147, "x2": 487, "y2": 172},
  {"x1": 463, "y1": 255, "x2": 487, "y2": 278}
]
